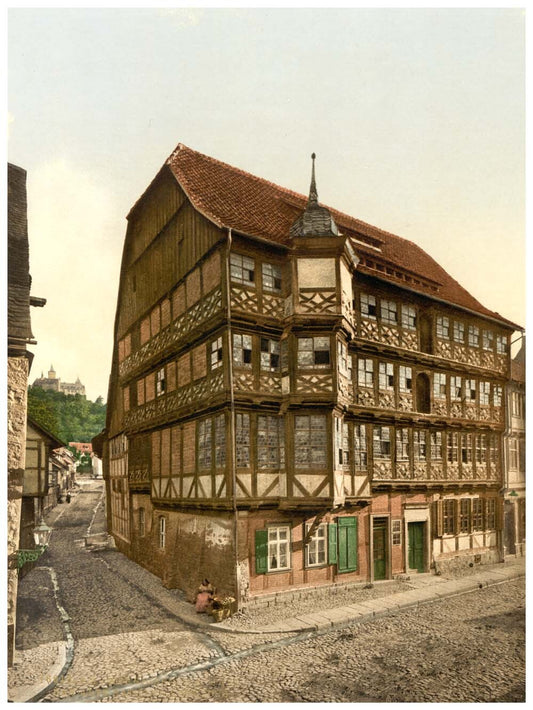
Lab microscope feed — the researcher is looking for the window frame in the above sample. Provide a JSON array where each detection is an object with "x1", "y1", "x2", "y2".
[
  {"x1": 230, "y1": 253, "x2": 255, "y2": 287},
  {"x1": 261, "y1": 262, "x2": 282, "y2": 293},
  {"x1": 297, "y1": 336, "x2": 331, "y2": 369},
  {"x1": 305, "y1": 522, "x2": 328, "y2": 568},
  {"x1": 267, "y1": 525, "x2": 291, "y2": 572},
  {"x1": 381, "y1": 299, "x2": 398, "y2": 326}
]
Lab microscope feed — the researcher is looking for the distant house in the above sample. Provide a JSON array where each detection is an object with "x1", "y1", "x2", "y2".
[
  {"x1": 33, "y1": 365, "x2": 86, "y2": 396},
  {"x1": 20, "y1": 418, "x2": 66, "y2": 576},
  {"x1": 69, "y1": 441, "x2": 93, "y2": 455}
]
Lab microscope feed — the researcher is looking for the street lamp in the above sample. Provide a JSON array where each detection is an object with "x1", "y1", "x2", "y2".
[{"x1": 15, "y1": 519, "x2": 52, "y2": 569}]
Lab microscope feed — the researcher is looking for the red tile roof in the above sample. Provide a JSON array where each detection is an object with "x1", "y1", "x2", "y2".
[{"x1": 160, "y1": 144, "x2": 519, "y2": 329}]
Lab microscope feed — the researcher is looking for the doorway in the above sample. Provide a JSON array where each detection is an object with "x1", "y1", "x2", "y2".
[
  {"x1": 373, "y1": 518, "x2": 388, "y2": 580},
  {"x1": 408, "y1": 521, "x2": 425, "y2": 572}
]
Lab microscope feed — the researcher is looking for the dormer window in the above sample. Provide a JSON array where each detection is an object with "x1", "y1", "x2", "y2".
[{"x1": 230, "y1": 254, "x2": 255, "y2": 287}]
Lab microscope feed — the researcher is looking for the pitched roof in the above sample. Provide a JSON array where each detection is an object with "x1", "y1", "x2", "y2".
[{"x1": 155, "y1": 144, "x2": 519, "y2": 329}]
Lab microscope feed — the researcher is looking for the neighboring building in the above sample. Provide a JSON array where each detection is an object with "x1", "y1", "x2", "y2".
[
  {"x1": 91, "y1": 454, "x2": 104, "y2": 479},
  {"x1": 503, "y1": 340, "x2": 526, "y2": 555},
  {"x1": 7, "y1": 163, "x2": 46, "y2": 665},
  {"x1": 100, "y1": 144, "x2": 521, "y2": 607},
  {"x1": 33, "y1": 366, "x2": 86, "y2": 396},
  {"x1": 44, "y1": 447, "x2": 77, "y2": 511},
  {"x1": 69, "y1": 441, "x2": 93, "y2": 455},
  {"x1": 20, "y1": 418, "x2": 66, "y2": 577}
]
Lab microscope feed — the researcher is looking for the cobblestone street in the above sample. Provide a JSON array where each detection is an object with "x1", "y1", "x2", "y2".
[{"x1": 10, "y1": 481, "x2": 525, "y2": 703}]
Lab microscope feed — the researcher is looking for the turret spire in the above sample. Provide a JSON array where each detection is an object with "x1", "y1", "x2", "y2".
[{"x1": 308, "y1": 153, "x2": 318, "y2": 205}]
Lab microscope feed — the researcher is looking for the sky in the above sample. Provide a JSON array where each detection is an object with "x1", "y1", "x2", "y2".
[{"x1": 7, "y1": 5, "x2": 526, "y2": 402}]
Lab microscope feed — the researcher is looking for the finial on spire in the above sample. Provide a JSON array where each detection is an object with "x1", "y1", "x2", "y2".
[{"x1": 309, "y1": 153, "x2": 318, "y2": 205}]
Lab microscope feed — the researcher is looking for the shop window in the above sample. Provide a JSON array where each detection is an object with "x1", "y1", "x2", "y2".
[
  {"x1": 358, "y1": 358, "x2": 374, "y2": 388},
  {"x1": 260, "y1": 338, "x2": 280, "y2": 371},
  {"x1": 305, "y1": 523, "x2": 327, "y2": 567},
  {"x1": 297, "y1": 337, "x2": 330, "y2": 368},
  {"x1": 360, "y1": 293, "x2": 377, "y2": 320},
  {"x1": 294, "y1": 415, "x2": 327, "y2": 468},
  {"x1": 262, "y1": 263, "x2": 282, "y2": 293},
  {"x1": 230, "y1": 253, "x2": 255, "y2": 287},
  {"x1": 233, "y1": 333, "x2": 253, "y2": 368}
]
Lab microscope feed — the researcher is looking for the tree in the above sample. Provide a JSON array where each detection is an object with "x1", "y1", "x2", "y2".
[{"x1": 27, "y1": 386, "x2": 106, "y2": 444}]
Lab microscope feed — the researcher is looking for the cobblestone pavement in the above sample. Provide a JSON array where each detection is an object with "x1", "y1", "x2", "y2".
[
  {"x1": 11, "y1": 483, "x2": 525, "y2": 703},
  {"x1": 101, "y1": 578, "x2": 525, "y2": 703}
]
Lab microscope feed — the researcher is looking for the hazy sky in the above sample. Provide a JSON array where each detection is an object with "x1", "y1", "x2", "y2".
[{"x1": 8, "y1": 6, "x2": 525, "y2": 401}]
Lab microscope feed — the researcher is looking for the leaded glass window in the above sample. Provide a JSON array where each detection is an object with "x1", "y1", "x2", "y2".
[
  {"x1": 294, "y1": 415, "x2": 327, "y2": 468},
  {"x1": 257, "y1": 416, "x2": 284, "y2": 469},
  {"x1": 358, "y1": 358, "x2": 374, "y2": 388},
  {"x1": 233, "y1": 333, "x2": 252, "y2": 368},
  {"x1": 262, "y1": 263, "x2": 282, "y2": 293},
  {"x1": 260, "y1": 338, "x2": 280, "y2": 371},
  {"x1": 230, "y1": 253, "x2": 255, "y2": 287},
  {"x1": 236, "y1": 413, "x2": 250, "y2": 467},
  {"x1": 297, "y1": 337, "x2": 330, "y2": 368}
]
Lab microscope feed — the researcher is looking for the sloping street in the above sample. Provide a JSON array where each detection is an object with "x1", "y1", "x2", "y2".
[{"x1": 9, "y1": 481, "x2": 525, "y2": 703}]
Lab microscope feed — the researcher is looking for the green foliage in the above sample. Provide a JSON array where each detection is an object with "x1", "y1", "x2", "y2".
[{"x1": 27, "y1": 386, "x2": 106, "y2": 444}]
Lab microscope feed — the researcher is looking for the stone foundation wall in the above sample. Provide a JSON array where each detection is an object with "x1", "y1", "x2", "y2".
[
  {"x1": 433, "y1": 548, "x2": 500, "y2": 576},
  {"x1": 7, "y1": 356, "x2": 29, "y2": 665}
]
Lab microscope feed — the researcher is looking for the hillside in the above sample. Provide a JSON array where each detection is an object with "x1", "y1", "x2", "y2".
[{"x1": 27, "y1": 386, "x2": 106, "y2": 444}]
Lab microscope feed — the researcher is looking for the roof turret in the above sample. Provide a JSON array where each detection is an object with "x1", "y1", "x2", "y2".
[{"x1": 290, "y1": 154, "x2": 339, "y2": 238}]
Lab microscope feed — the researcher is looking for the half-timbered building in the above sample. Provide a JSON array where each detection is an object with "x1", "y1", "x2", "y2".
[{"x1": 102, "y1": 144, "x2": 521, "y2": 605}]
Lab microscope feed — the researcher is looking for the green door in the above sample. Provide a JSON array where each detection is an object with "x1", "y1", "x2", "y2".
[
  {"x1": 408, "y1": 522, "x2": 425, "y2": 572},
  {"x1": 373, "y1": 519, "x2": 387, "y2": 580}
]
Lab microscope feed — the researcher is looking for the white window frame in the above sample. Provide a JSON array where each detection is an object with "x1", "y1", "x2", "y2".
[
  {"x1": 305, "y1": 523, "x2": 327, "y2": 568},
  {"x1": 267, "y1": 525, "x2": 291, "y2": 572}
]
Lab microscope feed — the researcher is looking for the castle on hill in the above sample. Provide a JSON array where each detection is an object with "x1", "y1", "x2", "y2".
[{"x1": 32, "y1": 365, "x2": 86, "y2": 397}]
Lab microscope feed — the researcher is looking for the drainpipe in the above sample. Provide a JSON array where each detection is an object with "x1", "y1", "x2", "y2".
[{"x1": 225, "y1": 229, "x2": 240, "y2": 605}]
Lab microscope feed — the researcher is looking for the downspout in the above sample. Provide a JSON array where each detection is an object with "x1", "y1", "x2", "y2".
[{"x1": 225, "y1": 229, "x2": 240, "y2": 605}]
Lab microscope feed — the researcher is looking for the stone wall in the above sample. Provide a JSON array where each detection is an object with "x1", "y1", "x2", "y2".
[{"x1": 7, "y1": 355, "x2": 29, "y2": 664}]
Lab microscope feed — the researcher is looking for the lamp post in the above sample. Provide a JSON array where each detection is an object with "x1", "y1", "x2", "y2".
[{"x1": 15, "y1": 519, "x2": 52, "y2": 569}]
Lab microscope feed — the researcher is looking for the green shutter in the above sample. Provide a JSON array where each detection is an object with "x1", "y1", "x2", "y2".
[
  {"x1": 337, "y1": 517, "x2": 358, "y2": 573},
  {"x1": 255, "y1": 529, "x2": 268, "y2": 574},
  {"x1": 328, "y1": 523, "x2": 338, "y2": 564}
]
